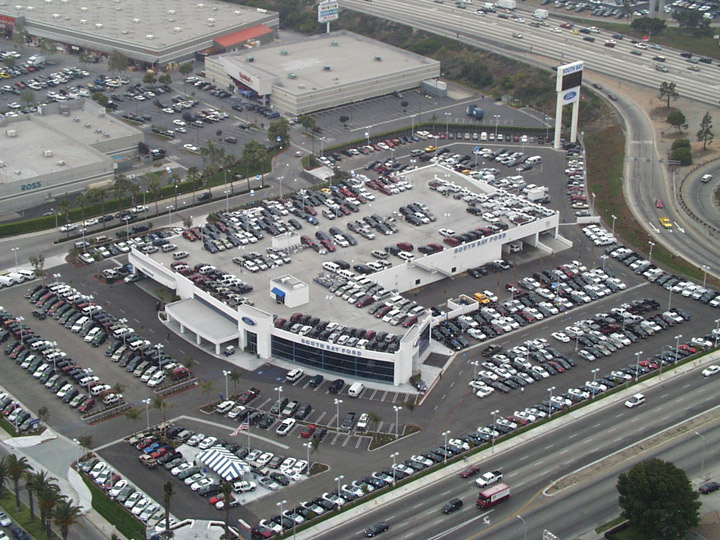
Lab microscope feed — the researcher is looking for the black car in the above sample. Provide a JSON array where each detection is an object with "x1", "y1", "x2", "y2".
[
  {"x1": 328, "y1": 378, "x2": 345, "y2": 393},
  {"x1": 442, "y1": 497, "x2": 463, "y2": 514},
  {"x1": 699, "y1": 481, "x2": 720, "y2": 494},
  {"x1": 308, "y1": 374, "x2": 324, "y2": 388},
  {"x1": 313, "y1": 427, "x2": 328, "y2": 442},
  {"x1": 365, "y1": 522, "x2": 389, "y2": 537}
]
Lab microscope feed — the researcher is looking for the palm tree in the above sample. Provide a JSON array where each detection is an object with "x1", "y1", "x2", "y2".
[
  {"x1": 25, "y1": 470, "x2": 46, "y2": 522},
  {"x1": 368, "y1": 412, "x2": 382, "y2": 432},
  {"x1": 37, "y1": 482, "x2": 62, "y2": 540},
  {"x1": 221, "y1": 481, "x2": 233, "y2": 539},
  {"x1": 53, "y1": 498, "x2": 84, "y2": 540},
  {"x1": 6, "y1": 455, "x2": 32, "y2": 512},
  {"x1": 76, "y1": 193, "x2": 89, "y2": 223},
  {"x1": 57, "y1": 199, "x2": 72, "y2": 234},
  {"x1": 187, "y1": 166, "x2": 199, "y2": 204},
  {"x1": 0, "y1": 457, "x2": 8, "y2": 499},
  {"x1": 229, "y1": 370, "x2": 241, "y2": 394},
  {"x1": 148, "y1": 176, "x2": 162, "y2": 215},
  {"x1": 200, "y1": 380, "x2": 213, "y2": 401},
  {"x1": 124, "y1": 408, "x2": 141, "y2": 425},
  {"x1": 152, "y1": 395, "x2": 174, "y2": 439},
  {"x1": 77, "y1": 435, "x2": 93, "y2": 459},
  {"x1": 112, "y1": 382, "x2": 126, "y2": 395},
  {"x1": 161, "y1": 481, "x2": 174, "y2": 534}
]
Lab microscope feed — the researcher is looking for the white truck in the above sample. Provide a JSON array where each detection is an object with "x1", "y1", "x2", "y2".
[
  {"x1": 533, "y1": 8, "x2": 549, "y2": 19},
  {"x1": 496, "y1": 0, "x2": 516, "y2": 9},
  {"x1": 475, "y1": 470, "x2": 503, "y2": 488},
  {"x1": 27, "y1": 54, "x2": 46, "y2": 67}
]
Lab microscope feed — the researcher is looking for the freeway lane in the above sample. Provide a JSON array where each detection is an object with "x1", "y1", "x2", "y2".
[{"x1": 305, "y1": 355, "x2": 720, "y2": 540}]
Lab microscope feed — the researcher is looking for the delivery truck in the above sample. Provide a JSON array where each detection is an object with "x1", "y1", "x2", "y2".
[
  {"x1": 496, "y1": 0, "x2": 516, "y2": 10},
  {"x1": 533, "y1": 8, "x2": 549, "y2": 19},
  {"x1": 476, "y1": 482, "x2": 511, "y2": 508}
]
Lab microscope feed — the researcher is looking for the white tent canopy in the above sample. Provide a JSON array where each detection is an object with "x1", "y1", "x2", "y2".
[{"x1": 197, "y1": 446, "x2": 250, "y2": 481}]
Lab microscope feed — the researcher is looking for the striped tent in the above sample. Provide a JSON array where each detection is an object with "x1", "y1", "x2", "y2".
[{"x1": 197, "y1": 446, "x2": 250, "y2": 481}]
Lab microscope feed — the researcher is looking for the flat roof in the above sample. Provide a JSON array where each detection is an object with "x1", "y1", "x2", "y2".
[
  {"x1": 39, "y1": 105, "x2": 140, "y2": 146},
  {"x1": 221, "y1": 30, "x2": 440, "y2": 97},
  {"x1": 214, "y1": 24, "x2": 273, "y2": 48},
  {"x1": 146, "y1": 164, "x2": 547, "y2": 333},
  {"x1": 0, "y1": 0, "x2": 273, "y2": 53}
]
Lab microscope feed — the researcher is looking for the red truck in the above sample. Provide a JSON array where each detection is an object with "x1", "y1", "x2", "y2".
[{"x1": 476, "y1": 483, "x2": 510, "y2": 509}]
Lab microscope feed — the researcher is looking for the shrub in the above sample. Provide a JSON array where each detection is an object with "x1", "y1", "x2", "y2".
[
  {"x1": 672, "y1": 138, "x2": 690, "y2": 149},
  {"x1": 670, "y1": 146, "x2": 693, "y2": 165}
]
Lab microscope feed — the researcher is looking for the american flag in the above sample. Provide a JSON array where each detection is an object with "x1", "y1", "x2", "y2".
[{"x1": 230, "y1": 419, "x2": 249, "y2": 437}]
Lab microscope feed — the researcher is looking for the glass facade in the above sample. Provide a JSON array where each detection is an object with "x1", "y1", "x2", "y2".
[
  {"x1": 418, "y1": 324, "x2": 431, "y2": 356},
  {"x1": 246, "y1": 331, "x2": 257, "y2": 354},
  {"x1": 271, "y1": 336, "x2": 395, "y2": 382}
]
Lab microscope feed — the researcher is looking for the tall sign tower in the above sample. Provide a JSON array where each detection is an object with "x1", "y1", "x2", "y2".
[{"x1": 554, "y1": 61, "x2": 583, "y2": 149}]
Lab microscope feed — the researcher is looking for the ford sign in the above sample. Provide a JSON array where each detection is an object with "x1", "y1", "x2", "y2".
[
  {"x1": 241, "y1": 317, "x2": 256, "y2": 326},
  {"x1": 564, "y1": 90, "x2": 577, "y2": 100}
]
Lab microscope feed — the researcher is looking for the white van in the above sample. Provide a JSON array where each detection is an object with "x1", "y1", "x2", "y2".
[
  {"x1": 348, "y1": 382, "x2": 365, "y2": 398},
  {"x1": 526, "y1": 155, "x2": 542, "y2": 165},
  {"x1": 172, "y1": 251, "x2": 189, "y2": 260},
  {"x1": 480, "y1": 132, "x2": 488, "y2": 141},
  {"x1": 161, "y1": 243, "x2": 177, "y2": 253}
]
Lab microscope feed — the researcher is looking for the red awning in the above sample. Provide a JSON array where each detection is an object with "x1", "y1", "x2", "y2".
[{"x1": 214, "y1": 25, "x2": 273, "y2": 48}]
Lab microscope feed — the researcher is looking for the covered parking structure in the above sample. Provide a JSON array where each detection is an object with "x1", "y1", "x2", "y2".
[
  {"x1": 196, "y1": 447, "x2": 251, "y2": 482},
  {"x1": 165, "y1": 298, "x2": 240, "y2": 355}
]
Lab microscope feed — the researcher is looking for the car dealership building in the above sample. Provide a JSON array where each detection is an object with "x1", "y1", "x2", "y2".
[
  {"x1": 204, "y1": 30, "x2": 441, "y2": 115},
  {"x1": 129, "y1": 164, "x2": 566, "y2": 386}
]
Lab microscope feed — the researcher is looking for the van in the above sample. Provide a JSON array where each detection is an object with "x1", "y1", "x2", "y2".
[
  {"x1": 286, "y1": 368, "x2": 304, "y2": 383},
  {"x1": 161, "y1": 244, "x2": 177, "y2": 253},
  {"x1": 526, "y1": 156, "x2": 542, "y2": 165},
  {"x1": 652, "y1": 55, "x2": 666, "y2": 62},
  {"x1": 508, "y1": 242, "x2": 522, "y2": 254},
  {"x1": 172, "y1": 251, "x2": 189, "y2": 260},
  {"x1": 348, "y1": 382, "x2": 365, "y2": 398}
]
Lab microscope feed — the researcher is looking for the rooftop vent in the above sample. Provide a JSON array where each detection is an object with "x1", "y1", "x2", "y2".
[
  {"x1": 44, "y1": 0, "x2": 51, "y2": 3},
  {"x1": 173, "y1": 27, "x2": 181, "y2": 32},
  {"x1": 330, "y1": 40, "x2": 338, "y2": 46},
  {"x1": 73, "y1": 117, "x2": 80, "y2": 122},
  {"x1": 197, "y1": 2, "x2": 205, "y2": 7},
  {"x1": 146, "y1": 34, "x2": 154, "y2": 39},
  {"x1": 14, "y1": 5, "x2": 22, "y2": 10},
  {"x1": 6, "y1": 129, "x2": 17, "y2": 137},
  {"x1": 234, "y1": 10, "x2": 241, "y2": 14},
  {"x1": 374, "y1": 56, "x2": 382, "y2": 61},
  {"x1": 80, "y1": 19, "x2": 87, "y2": 24},
  {"x1": 84, "y1": 123, "x2": 91, "y2": 128},
  {"x1": 288, "y1": 73, "x2": 296, "y2": 79},
  {"x1": 132, "y1": 18, "x2": 139, "y2": 23},
  {"x1": 43, "y1": 150, "x2": 53, "y2": 157},
  {"x1": 57, "y1": 160, "x2": 66, "y2": 166},
  {"x1": 52, "y1": 13, "x2": 58, "y2": 17},
  {"x1": 246, "y1": 57, "x2": 254, "y2": 62},
  {"x1": 0, "y1": 161, "x2": 5, "y2": 168},
  {"x1": 168, "y1": 9, "x2": 175, "y2": 14},
  {"x1": 26, "y1": 5, "x2": 32, "y2": 10},
  {"x1": 207, "y1": 17, "x2": 214, "y2": 22},
  {"x1": 95, "y1": 23, "x2": 102, "y2": 28},
  {"x1": 323, "y1": 65, "x2": 331, "y2": 71},
  {"x1": 280, "y1": 49, "x2": 288, "y2": 55},
  {"x1": 61, "y1": 0, "x2": 67, "y2": 3},
  {"x1": 80, "y1": 6, "x2": 87, "y2": 11}
]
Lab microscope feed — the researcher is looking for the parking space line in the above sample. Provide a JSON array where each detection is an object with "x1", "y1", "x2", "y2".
[
  {"x1": 380, "y1": 391, "x2": 388, "y2": 402},
  {"x1": 315, "y1": 411, "x2": 327, "y2": 425},
  {"x1": 387, "y1": 422, "x2": 395, "y2": 434},
  {"x1": 342, "y1": 436, "x2": 352, "y2": 447},
  {"x1": 355, "y1": 437, "x2": 363, "y2": 449},
  {"x1": 392, "y1": 393, "x2": 399, "y2": 403},
  {"x1": 369, "y1": 389, "x2": 378, "y2": 400},
  {"x1": 376, "y1": 421, "x2": 384, "y2": 432}
]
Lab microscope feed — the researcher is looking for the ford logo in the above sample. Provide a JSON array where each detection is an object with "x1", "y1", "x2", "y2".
[
  {"x1": 564, "y1": 90, "x2": 577, "y2": 100},
  {"x1": 241, "y1": 317, "x2": 256, "y2": 326}
]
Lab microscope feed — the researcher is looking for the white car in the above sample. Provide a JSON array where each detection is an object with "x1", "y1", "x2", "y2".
[
  {"x1": 233, "y1": 480, "x2": 257, "y2": 493},
  {"x1": 624, "y1": 393, "x2": 645, "y2": 408},
  {"x1": 438, "y1": 228, "x2": 456, "y2": 237},
  {"x1": 551, "y1": 332, "x2": 570, "y2": 343},
  {"x1": 276, "y1": 418, "x2": 296, "y2": 436},
  {"x1": 198, "y1": 436, "x2": 218, "y2": 450},
  {"x1": 475, "y1": 386, "x2": 494, "y2": 398},
  {"x1": 173, "y1": 119, "x2": 186, "y2": 126},
  {"x1": 183, "y1": 144, "x2": 199, "y2": 152},
  {"x1": 702, "y1": 365, "x2": 720, "y2": 377},
  {"x1": 147, "y1": 371, "x2": 166, "y2": 388},
  {"x1": 109, "y1": 479, "x2": 128, "y2": 498}
]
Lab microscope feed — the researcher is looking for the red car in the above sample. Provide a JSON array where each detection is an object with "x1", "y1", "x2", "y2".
[
  {"x1": 300, "y1": 425, "x2": 316, "y2": 438},
  {"x1": 78, "y1": 398, "x2": 95, "y2": 413},
  {"x1": 459, "y1": 466, "x2": 482, "y2": 479},
  {"x1": 655, "y1": 198, "x2": 664, "y2": 208}
]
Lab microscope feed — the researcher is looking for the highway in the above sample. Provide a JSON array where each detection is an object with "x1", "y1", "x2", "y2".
[{"x1": 306, "y1": 357, "x2": 720, "y2": 540}]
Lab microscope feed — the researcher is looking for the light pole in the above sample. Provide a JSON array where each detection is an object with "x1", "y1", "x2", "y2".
[
  {"x1": 470, "y1": 360, "x2": 479, "y2": 381},
  {"x1": 648, "y1": 241, "x2": 655, "y2": 265},
  {"x1": 517, "y1": 515, "x2": 528, "y2": 540},
  {"x1": 600, "y1": 254, "x2": 608, "y2": 272},
  {"x1": 393, "y1": 405, "x2": 401, "y2": 439},
  {"x1": 491, "y1": 410, "x2": 499, "y2": 453},
  {"x1": 715, "y1": 321, "x2": 720, "y2": 348},
  {"x1": 444, "y1": 112, "x2": 451, "y2": 136},
  {"x1": 276, "y1": 500, "x2": 287, "y2": 522},
  {"x1": 390, "y1": 452, "x2": 399, "y2": 485},
  {"x1": 334, "y1": 475, "x2": 343, "y2": 494},
  {"x1": 590, "y1": 368, "x2": 599, "y2": 399},
  {"x1": 668, "y1": 287, "x2": 673, "y2": 311},
  {"x1": 17, "y1": 316, "x2": 24, "y2": 343},
  {"x1": 49, "y1": 341, "x2": 58, "y2": 371},
  {"x1": 53, "y1": 273, "x2": 61, "y2": 285},
  {"x1": 701, "y1": 265, "x2": 710, "y2": 289},
  {"x1": 547, "y1": 386, "x2": 556, "y2": 418},
  {"x1": 222, "y1": 370, "x2": 231, "y2": 399},
  {"x1": 303, "y1": 442, "x2": 311, "y2": 470},
  {"x1": 119, "y1": 317, "x2": 128, "y2": 346},
  {"x1": 166, "y1": 205, "x2": 173, "y2": 227},
  {"x1": 143, "y1": 398, "x2": 151, "y2": 431},
  {"x1": 224, "y1": 189, "x2": 231, "y2": 213},
  {"x1": 410, "y1": 115, "x2": 416, "y2": 135},
  {"x1": 441, "y1": 430, "x2": 450, "y2": 464},
  {"x1": 674, "y1": 335, "x2": 682, "y2": 363},
  {"x1": 72, "y1": 438, "x2": 80, "y2": 465},
  {"x1": 634, "y1": 351, "x2": 643, "y2": 381},
  {"x1": 610, "y1": 214, "x2": 617, "y2": 235},
  {"x1": 334, "y1": 398, "x2": 342, "y2": 432},
  {"x1": 11, "y1": 247, "x2": 19, "y2": 271},
  {"x1": 493, "y1": 114, "x2": 500, "y2": 139},
  {"x1": 695, "y1": 432, "x2": 706, "y2": 478},
  {"x1": 275, "y1": 386, "x2": 283, "y2": 414}
]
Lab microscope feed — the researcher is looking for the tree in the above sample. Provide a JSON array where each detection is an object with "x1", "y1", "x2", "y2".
[
  {"x1": 148, "y1": 175, "x2": 162, "y2": 215},
  {"x1": 631, "y1": 17, "x2": 667, "y2": 35},
  {"x1": 86, "y1": 187, "x2": 107, "y2": 217},
  {"x1": 53, "y1": 499, "x2": 84, "y2": 540},
  {"x1": 152, "y1": 395, "x2": 173, "y2": 438},
  {"x1": 27, "y1": 470, "x2": 54, "y2": 523},
  {"x1": 0, "y1": 458, "x2": 7, "y2": 499},
  {"x1": 92, "y1": 92, "x2": 109, "y2": 107},
  {"x1": 112, "y1": 382, "x2": 126, "y2": 395},
  {"x1": 143, "y1": 72, "x2": 157, "y2": 85},
  {"x1": 38, "y1": 39, "x2": 56, "y2": 58},
  {"x1": 298, "y1": 115, "x2": 316, "y2": 133},
  {"x1": 200, "y1": 380, "x2": 214, "y2": 401},
  {"x1": 124, "y1": 408, "x2": 141, "y2": 425},
  {"x1": 658, "y1": 81, "x2": 678, "y2": 109},
  {"x1": 162, "y1": 481, "x2": 175, "y2": 535},
  {"x1": 19, "y1": 89, "x2": 35, "y2": 108},
  {"x1": 37, "y1": 406, "x2": 49, "y2": 425},
  {"x1": 77, "y1": 435, "x2": 93, "y2": 457},
  {"x1": 6, "y1": 454, "x2": 32, "y2": 512},
  {"x1": 57, "y1": 199, "x2": 72, "y2": 231},
  {"x1": 29, "y1": 255, "x2": 45, "y2": 284},
  {"x1": 75, "y1": 193, "x2": 89, "y2": 223},
  {"x1": 108, "y1": 50, "x2": 130, "y2": 73},
  {"x1": 697, "y1": 111, "x2": 714, "y2": 150},
  {"x1": 112, "y1": 174, "x2": 132, "y2": 202},
  {"x1": 179, "y1": 62, "x2": 193, "y2": 78},
  {"x1": 673, "y1": 8, "x2": 711, "y2": 35},
  {"x1": 402, "y1": 399, "x2": 416, "y2": 415},
  {"x1": 221, "y1": 481, "x2": 233, "y2": 539},
  {"x1": 37, "y1": 482, "x2": 62, "y2": 540},
  {"x1": 138, "y1": 142, "x2": 150, "y2": 156},
  {"x1": 241, "y1": 140, "x2": 268, "y2": 187},
  {"x1": 229, "y1": 370, "x2": 242, "y2": 393},
  {"x1": 12, "y1": 22, "x2": 27, "y2": 50},
  {"x1": 267, "y1": 118, "x2": 290, "y2": 147},
  {"x1": 3, "y1": 56, "x2": 15, "y2": 69},
  {"x1": 158, "y1": 73, "x2": 172, "y2": 85},
  {"x1": 668, "y1": 110, "x2": 687, "y2": 133},
  {"x1": 187, "y1": 166, "x2": 200, "y2": 204},
  {"x1": 618, "y1": 459, "x2": 700, "y2": 539}
]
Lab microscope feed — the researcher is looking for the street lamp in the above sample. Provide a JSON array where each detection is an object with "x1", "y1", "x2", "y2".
[
  {"x1": 142, "y1": 398, "x2": 151, "y2": 431},
  {"x1": 393, "y1": 405, "x2": 401, "y2": 439},
  {"x1": 491, "y1": 410, "x2": 499, "y2": 453},
  {"x1": 276, "y1": 500, "x2": 287, "y2": 522},
  {"x1": 674, "y1": 335, "x2": 682, "y2": 364},
  {"x1": 222, "y1": 370, "x2": 231, "y2": 399},
  {"x1": 701, "y1": 265, "x2": 710, "y2": 289},
  {"x1": 610, "y1": 214, "x2": 617, "y2": 235},
  {"x1": 334, "y1": 475, "x2": 343, "y2": 494},
  {"x1": 695, "y1": 432, "x2": 707, "y2": 478},
  {"x1": 517, "y1": 515, "x2": 528, "y2": 540},
  {"x1": 590, "y1": 368, "x2": 599, "y2": 399},
  {"x1": 11, "y1": 247, "x2": 19, "y2": 271},
  {"x1": 493, "y1": 114, "x2": 500, "y2": 139},
  {"x1": 17, "y1": 316, "x2": 24, "y2": 343},
  {"x1": 444, "y1": 112, "x2": 451, "y2": 136},
  {"x1": 441, "y1": 430, "x2": 451, "y2": 463},
  {"x1": 390, "y1": 452, "x2": 399, "y2": 485},
  {"x1": 334, "y1": 398, "x2": 342, "y2": 432},
  {"x1": 119, "y1": 317, "x2": 128, "y2": 346},
  {"x1": 166, "y1": 205, "x2": 173, "y2": 227},
  {"x1": 410, "y1": 115, "x2": 417, "y2": 135},
  {"x1": 648, "y1": 241, "x2": 655, "y2": 265},
  {"x1": 634, "y1": 351, "x2": 643, "y2": 381},
  {"x1": 303, "y1": 442, "x2": 311, "y2": 469},
  {"x1": 600, "y1": 254, "x2": 608, "y2": 272},
  {"x1": 53, "y1": 273, "x2": 61, "y2": 285},
  {"x1": 72, "y1": 438, "x2": 80, "y2": 465},
  {"x1": 715, "y1": 320, "x2": 720, "y2": 348},
  {"x1": 547, "y1": 386, "x2": 556, "y2": 419},
  {"x1": 224, "y1": 189, "x2": 231, "y2": 213},
  {"x1": 275, "y1": 386, "x2": 283, "y2": 413},
  {"x1": 470, "y1": 360, "x2": 479, "y2": 381}
]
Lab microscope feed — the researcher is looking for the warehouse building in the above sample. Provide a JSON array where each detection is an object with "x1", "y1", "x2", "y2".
[
  {"x1": 0, "y1": 99, "x2": 142, "y2": 213},
  {"x1": 0, "y1": 0, "x2": 278, "y2": 67},
  {"x1": 204, "y1": 30, "x2": 442, "y2": 115}
]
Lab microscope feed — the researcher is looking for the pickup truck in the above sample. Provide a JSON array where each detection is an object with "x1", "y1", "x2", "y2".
[
  {"x1": 475, "y1": 470, "x2": 503, "y2": 488},
  {"x1": 138, "y1": 454, "x2": 158, "y2": 469},
  {"x1": 237, "y1": 387, "x2": 260, "y2": 405}
]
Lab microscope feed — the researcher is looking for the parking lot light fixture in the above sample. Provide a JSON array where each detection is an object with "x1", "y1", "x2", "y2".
[
  {"x1": 491, "y1": 410, "x2": 499, "y2": 453},
  {"x1": 166, "y1": 205, "x2": 173, "y2": 227},
  {"x1": 334, "y1": 398, "x2": 342, "y2": 432},
  {"x1": 442, "y1": 430, "x2": 451, "y2": 464},
  {"x1": 390, "y1": 452, "x2": 399, "y2": 484},
  {"x1": 334, "y1": 475, "x2": 343, "y2": 494},
  {"x1": 517, "y1": 514, "x2": 528, "y2": 540},
  {"x1": 715, "y1": 321, "x2": 720, "y2": 348},
  {"x1": 224, "y1": 189, "x2": 231, "y2": 213},
  {"x1": 303, "y1": 442, "x2": 311, "y2": 469},
  {"x1": 53, "y1": 273, "x2": 61, "y2": 285},
  {"x1": 634, "y1": 351, "x2": 643, "y2": 382},
  {"x1": 648, "y1": 241, "x2": 655, "y2": 265},
  {"x1": 610, "y1": 214, "x2": 617, "y2": 235},
  {"x1": 675, "y1": 335, "x2": 682, "y2": 363},
  {"x1": 493, "y1": 115, "x2": 501, "y2": 139},
  {"x1": 11, "y1": 247, "x2": 19, "y2": 272},
  {"x1": 695, "y1": 432, "x2": 707, "y2": 478},
  {"x1": 590, "y1": 368, "x2": 599, "y2": 399},
  {"x1": 277, "y1": 499, "x2": 287, "y2": 521},
  {"x1": 701, "y1": 265, "x2": 710, "y2": 289},
  {"x1": 444, "y1": 112, "x2": 451, "y2": 136},
  {"x1": 600, "y1": 254, "x2": 608, "y2": 272},
  {"x1": 17, "y1": 316, "x2": 24, "y2": 343},
  {"x1": 142, "y1": 398, "x2": 151, "y2": 431},
  {"x1": 547, "y1": 387, "x2": 556, "y2": 419},
  {"x1": 393, "y1": 405, "x2": 401, "y2": 440},
  {"x1": 118, "y1": 317, "x2": 128, "y2": 345},
  {"x1": 72, "y1": 438, "x2": 80, "y2": 465},
  {"x1": 275, "y1": 386, "x2": 283, "y2": 411},
  {"x1": 470, "y1": 360, "x2": 479, "y2": 381},
  {"x1": 222, "y1": 370, "x2": 231, "y2": 399}
]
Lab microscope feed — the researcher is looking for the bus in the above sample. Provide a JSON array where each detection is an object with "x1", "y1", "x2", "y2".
[{"x1": 476, "y1": 483, "x2": 510, "y2": 508}]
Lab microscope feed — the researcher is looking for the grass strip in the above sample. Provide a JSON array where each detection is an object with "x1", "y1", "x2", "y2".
[
  {"x1": 80, "y1": 475, "x2": 144, "y2": 540},
  {"x1": 0, "y1": 491, "x2": 61, "y2": 540}
]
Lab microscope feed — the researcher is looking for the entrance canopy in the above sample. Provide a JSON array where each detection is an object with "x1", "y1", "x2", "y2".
[{"x1": 166, "y1": 298, "x2": 240, "y2": 345}]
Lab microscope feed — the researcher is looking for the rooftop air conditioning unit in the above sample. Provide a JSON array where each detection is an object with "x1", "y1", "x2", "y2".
[
  {"x1": 331, "y1": 40, "x2": 338, "y2": 46},
  {"x1": 80, "y1": 19, "x2": 87, "y2": 24},
  {"x1": 52, "y1": 13, "x2": 59, "y2": 18},
  {"x1": 173, "y1": 27, "x2": 181, "y2": 32},
  {"x1": 146, "y1": 34, "x2": 154, "y2": 39},
  {"x1": 6, "y1": 129, "x2": 17, "y2": 137},
  {"x1": 197, "y1": 2, "x2": 205, "y2": 7},
  {"x1": 207, "y1": 22, "x2": 214, "y2": 26},
  {"x1": 95, "y1": 128, "x2": 102, "y2": 133},
  {"x1": 14, "y1": 5, "x2": 22, "y2": 9},
  {"x1": 246, "y1": 57, "x2": 254, "y2": 62},
  {"x1": 323, "y1": 66, "x2": 331, "y2": 71},
  {"x1": 84, "y1": 123, "x2": 91, "y2": 128},
  {"x1": 26, "y1": 5, "x2": 32, "y2": 9},
  {"x1": 45, "y1": 0, "x2": 52, "y2": 3},
  {"x1": 80, "y1": 6, "x2": 88, "y2": 11},
  {"x1": 103, "y1": 132, "x2": 110, "y2": 138},
  {"x1": 43, "y1": 150, "x2": 53, "y2": 157},
  {"x1": 121, "y1": 30, "x2": 128, "y2": 34},
  {"x1": 95, "y1": 23, "x2": 103, "y2": 28},
  {"x1": 207, "y1": 17, "x2": 214, "y2": 22},
  {"x1": 374, "y1": 56, "x2": 382, "y2": 61},
  {"x1": 234, "y1": 10, "x2": 241, "y2": 14},
  {"x1": 168, "y1": 9, "x2": 175, "y2": 14},
  {"x1": 280, "y1": 49, "x2": 288, "y2": 55},
  {"x1": 132, "y1": 18, "x2": 139, "y2": 23},
  {"x1": 57, "y1": 160, "x2": 66, "y2": 166},
  {"x1": 288, "y1": 73, "x2": 296, "y2": 79},
  {"x1": 61, "y1": 0, "x2": 68, "y2": 3}
]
